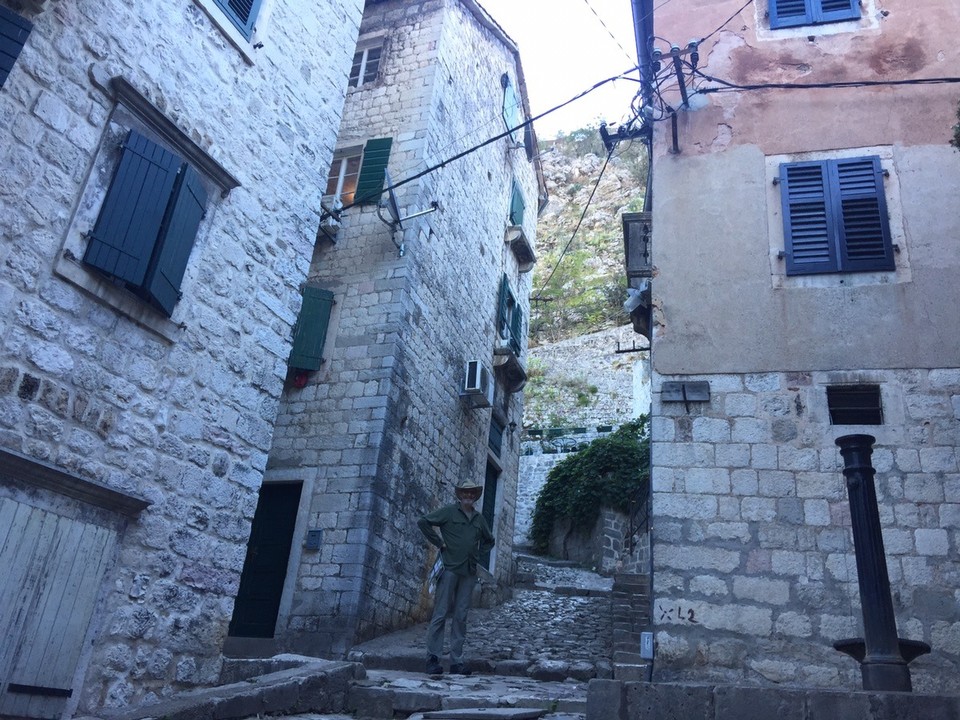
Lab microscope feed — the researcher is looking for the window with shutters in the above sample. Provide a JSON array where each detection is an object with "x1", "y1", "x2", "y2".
[
  {"x1": 289, "y1": 286, "x2": 334, "y2": 371},
  {"x1": 496, "y1": 274, "x2": 523, "y2": 357},
  {"x1": 0, "y1": 6, "x2": 32, "y2": 91},
  {"x1": 501, "y1": 74, "x2": 524, "y2": 147},
  {"x1": 349, "y1": 42, "x2": 384, "y2": 88},
  {"x1": 81, "y1": 130, "x2": 208, "y2": 317},
  {"x1": 212, "y1": 0, "x2": 263, "y2": 39},
  {"x1": 778, "y1": 155, "x2": 894, "y2": 276},
  {"x1": 55, "y1": 77, "x2": 239, "y2": 338},
  {"x1": 769, "y1": 0, "x2": 860, "y2": 29},
  {"x1": 509, "y1": 180, "x2": 525, "y2": 227},
  {"x1": 324, "y1": 138, "x2": 392, "y2": 207}
]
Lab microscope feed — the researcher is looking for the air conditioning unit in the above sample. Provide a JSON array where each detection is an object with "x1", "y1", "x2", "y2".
[{"x1": 461, "y1": 360, "x2": 494, "y2": 408}]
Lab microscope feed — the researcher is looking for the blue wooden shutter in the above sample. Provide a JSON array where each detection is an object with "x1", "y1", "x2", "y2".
[
  {"x1": 144, "y1": 164, "x2": 207, "y2": 316},
  {"x1": 289, "y1": 287, "x2": 334, "y2": 371},
  {"x1": 781, "y1": 160, "x2": 839, "y2": 275},
  {"x1": 816, "y1": 0, "x2": 860, "y2": 24},
  {"x1": 84, "y1": 130, "x2": 181, "y2": 286},
  {"x1": 212, "y1": 0, "x2": 263, "y2": 40},
  {"x1": 833, "y1": 157, "x2": 894, "y2": 272},
  {"x1": 0, "y1": 6, "x2": 32, "y2": 90},
  {"x1": 509, "y1": 181, "x2": 525, "y2": 226},
  {"x1": 354, "y1": 137, "x2": 392, "y2": 204},
  {"x1": 769, "y1": 0, "x2": 811, "y2": 28}
]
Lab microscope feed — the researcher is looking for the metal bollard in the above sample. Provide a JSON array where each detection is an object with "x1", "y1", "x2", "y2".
[{"x1": 833, "y1": 434, "x2": 929, "y2": 691}]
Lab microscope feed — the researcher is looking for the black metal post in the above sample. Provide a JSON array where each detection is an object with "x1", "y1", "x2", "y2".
[{"x1": 834, "y1": 434, "x2": 929, "y2": 691}]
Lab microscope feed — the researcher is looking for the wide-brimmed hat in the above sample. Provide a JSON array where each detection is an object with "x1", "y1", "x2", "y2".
[{"x1": 455, "y1": 477, "x2": 483, "y2": 492}]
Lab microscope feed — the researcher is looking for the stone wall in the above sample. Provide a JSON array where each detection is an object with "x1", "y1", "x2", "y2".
[
  {"x1": 0, "y1": 0, "x2": 362, "y2": 712},
  {"x1": 264, "y1": 0, "x2": 541, "y2": 656},
  {"x1": 650, "y1": 368, "x2": 960, "y2": 694}
]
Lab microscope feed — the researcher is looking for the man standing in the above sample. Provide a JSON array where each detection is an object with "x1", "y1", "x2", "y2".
[{"x1": 417, "y1": 477, "x2": 495, "y2": 676}]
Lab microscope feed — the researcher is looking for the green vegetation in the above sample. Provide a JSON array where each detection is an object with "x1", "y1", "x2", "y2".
[
  {"x1": 531, "y1": 124, "x2": 648, "y2": 345},
  {"x1": 529, "y1": 417, "x2": 650, "y2": 555},
  {"x1": 523, "y1": 367, "x2": 601, "y2": 427}
]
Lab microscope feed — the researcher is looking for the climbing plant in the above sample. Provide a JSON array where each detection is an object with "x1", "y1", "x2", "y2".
[{"x1": 529, "y1": 417, "x2": 650, "y2": 555}]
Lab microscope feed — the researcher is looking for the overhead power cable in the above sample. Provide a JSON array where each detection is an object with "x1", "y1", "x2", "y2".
[
  {"x1": 581, "y1": 0, "x2": 636, "y2": 65},
  {"x1": 322, "y1": 67, "x2": 637, "y2": 221},
  {"x1": 697, "y1": 0, "x2": 755, "y2": 45},
  {"x1": 694, "y1": 72, "x2": 960, "y2": 93},
  {"x1": 533, "y1": 145, "x2": 616, "y2": 301}
]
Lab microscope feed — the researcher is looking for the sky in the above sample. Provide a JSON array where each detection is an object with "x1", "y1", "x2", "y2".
[{"x1": 477, "y1": 0, "x2": 641, "y2": 139}]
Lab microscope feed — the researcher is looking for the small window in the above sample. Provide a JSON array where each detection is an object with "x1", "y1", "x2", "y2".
[
  {"x1": 212, "y1": 0, "x2": 263, "y2": 40},
  {"x1": 0, "y1": 6, "x2": 32, "y2": 90},
  {"x1": 769, "y1": 0, "x2": 860, "y2": 29},
  {"x1": 289, "y1": 286, "x2": 334, "y2": 371},
  {"x1": 497, "y1": 274, "x2": 523, "y2": 356},
  {"x1": 509, "y1": 180, "x2": 525, "y2": 227},
  {"x1": 501, "y1": 74, "x2": 524, "y2": 146},
  {"x1": 324, "y1": 138, "x2": 393, "y2": 207},
  {"x1": 779, "y1": 156, "x2": 894, "y2": 276},
  {"x1": 83, "y1": 130, "x2": 208, "y2": 317},
  {"x1": 827, "y1": 385, "x2": 883, "y2": 425},
  {"x1": 349, "y1": 44, "x2": 383, "y2": 88}
]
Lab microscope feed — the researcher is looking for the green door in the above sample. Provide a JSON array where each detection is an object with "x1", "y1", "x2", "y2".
[{"x1": 229, "y1": 482, "x2": 302, "y2": 638}]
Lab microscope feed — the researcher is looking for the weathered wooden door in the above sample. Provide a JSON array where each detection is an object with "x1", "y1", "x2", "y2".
[
  {"x1": 228, "y1": 482, "x2": 302, "y2": 638},
  {"x1": 0, "y1": 498, "x2": 117, "y2": 719}
]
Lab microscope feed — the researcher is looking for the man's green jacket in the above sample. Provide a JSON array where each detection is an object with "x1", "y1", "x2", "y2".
[{"x1": 418, "y1": 504, "x2": 495, "y2": 577}]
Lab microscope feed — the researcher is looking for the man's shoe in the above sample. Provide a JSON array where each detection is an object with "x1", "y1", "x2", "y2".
[
  {"x1": 449, "y1": 663, "x2": 471, "y2": 676},
  {"x1": 426, "y1": 655, "x2": 443, "y2": 675}
]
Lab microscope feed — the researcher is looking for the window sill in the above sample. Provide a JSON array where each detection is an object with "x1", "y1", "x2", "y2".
[
  {"x1": 54, "y1": 251, "x2": 185, "y2": 343},
  {"x1": 505, "y1": 225, "x2": 536, "y2": 273}
]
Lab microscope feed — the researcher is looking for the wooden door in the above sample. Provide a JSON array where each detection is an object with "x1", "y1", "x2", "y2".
[
  {"x1": 481, "y1": 462, "x2": 499, "y2": 569},
  {"x1": 0, "y1": 498, "x2": 117, "y2": 719},
  {"x1": 228, "y1": 482, "x2": 302, "y2": 638}
]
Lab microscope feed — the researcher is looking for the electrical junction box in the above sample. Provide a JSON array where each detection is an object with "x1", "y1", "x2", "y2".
[
  {"x1": 640, "y1": 631, "x2": 655, "y2": 660},
  {"x1": 305, "y1": 529, "x2": 323, "y2": 551}
]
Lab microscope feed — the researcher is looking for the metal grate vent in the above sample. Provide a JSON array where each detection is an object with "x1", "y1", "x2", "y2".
[{"x1": 827, "y1": 385, "x2": 883, "y2": 425}]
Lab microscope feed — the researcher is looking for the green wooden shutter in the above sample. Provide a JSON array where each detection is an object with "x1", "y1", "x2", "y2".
[
  {"x1": 84, "y1": 130, "x2": 181, "y2": 286},
  {"x1": 509, "y1": 181, "x2": 525, "y2": 226},
  {"x1": 497, "y1": 274, "x2": 511, "y2": 339},
  {"x1": 0, "y1": 6, "x2": 32, "y2": 90},
  {"x1": 144, "y1": 164, "x2": 207, "y2": 316},
  {"x1": 289, "y1": 287, "x2": 334, "y2": 371},
  {"x1": 212, "y1": 0, "x2": 263, "y2": 40},
  {"x1": 502, "y1": 81, "x2": 523, "y2": 143},
  {"x1": 833, "y1": 157, "x2": 893, "y2": 272},
  {"x1": 781, "y1": 160, "x2": 839, "y2": 275},
  {"x1": 510, "y1": 303, "x2": 523, "y2": 356},
  {"x1": 354, "y1": 137, "x2": 393, "y2": 204}
]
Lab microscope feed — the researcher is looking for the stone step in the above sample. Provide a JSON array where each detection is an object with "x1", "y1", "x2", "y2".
[{"x1": 348, "y1": 669, "x2": 588, "y2": 720}]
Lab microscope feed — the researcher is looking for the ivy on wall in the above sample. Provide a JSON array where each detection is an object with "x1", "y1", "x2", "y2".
[{"x1": 529, "y1": 416, "x2": 650, "y2": 555}]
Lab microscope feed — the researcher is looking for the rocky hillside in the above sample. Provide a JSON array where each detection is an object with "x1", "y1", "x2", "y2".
[
  {"x1": 522, "y1": 127, "x2": 649, "y2": 431},
  {"x1": 530, "y1": 127, "x2": 648, "y2": 346}
]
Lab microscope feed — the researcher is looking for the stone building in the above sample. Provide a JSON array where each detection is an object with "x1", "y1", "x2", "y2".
[
  {"x1": 232, "y1": 0, "x2": 545, "y2": 660},
  {"x1": 636, "y1": 0, "x2": 960, "y2": 694},
  {"x1": 0, "y1": 0, "x2": 366, "y2": 715}
]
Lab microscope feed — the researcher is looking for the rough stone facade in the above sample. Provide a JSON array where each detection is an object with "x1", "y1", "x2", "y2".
[
  {"x1": 0, "y1": 0, "x2": 362, "y2": 714},
  {"x1": 260, "y1": 0, "x2": 545, "y2": 658},
  {"x1": 647, "y1": 0, "x2": 960, "y2": 695}
]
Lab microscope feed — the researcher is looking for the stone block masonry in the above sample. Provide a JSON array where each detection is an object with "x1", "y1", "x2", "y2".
[
  {"x1": 263, "y1": 0, "x2": 543, "y2": 657},
  {"x1": 649, "y1": 368, "x2": 960, "y2": 694},
  {"x1": 0, "y1": 0, "x2": 363, "y2": 713}
]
